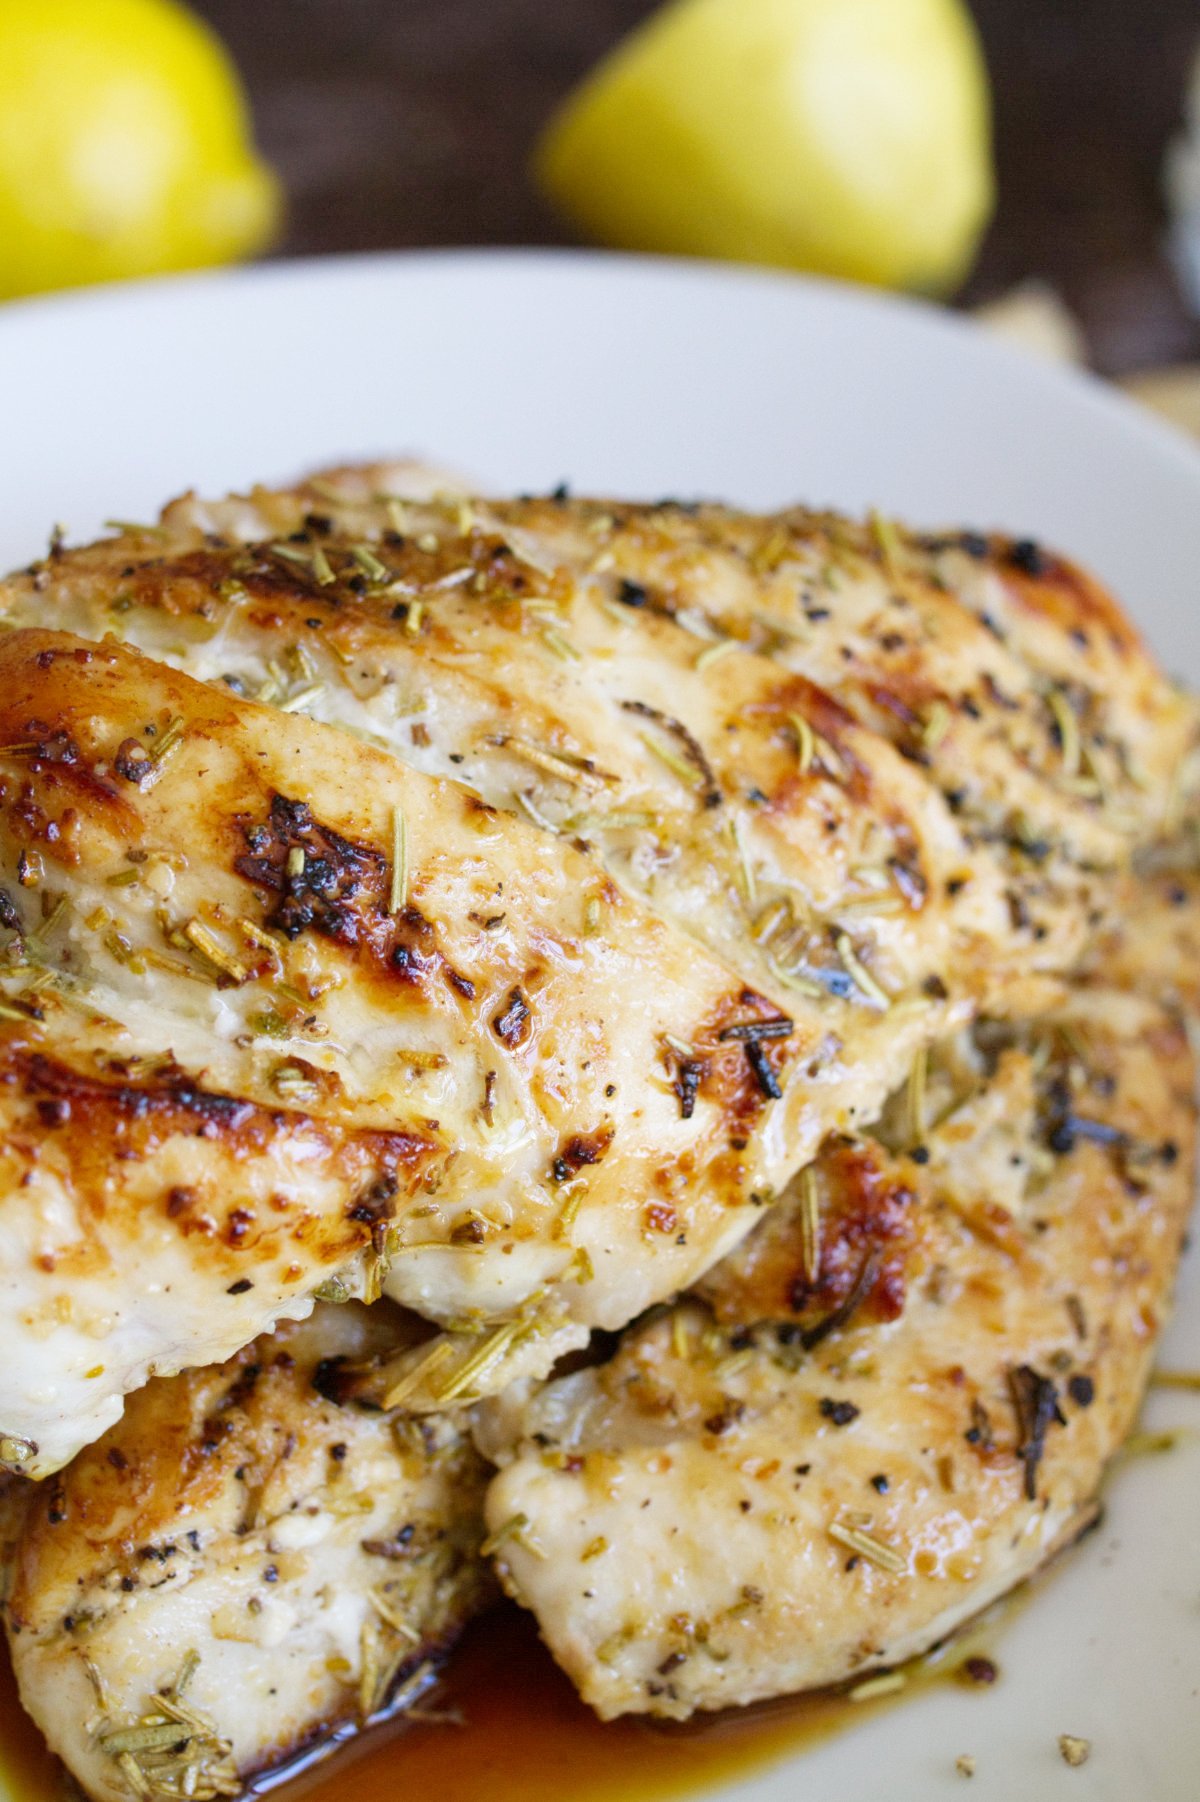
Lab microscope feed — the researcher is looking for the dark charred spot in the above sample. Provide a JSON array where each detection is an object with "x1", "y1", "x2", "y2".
[
  {"x1": 703, "y1": 1398, "x2": 745, "y2": 1437},
  {"x1": 114, "y1": 737, "x2": 153, "y2": 784},
  {"x1": 221, "y1": 1362, "x2": 262, "y2": 1412},
  {"x1": 617, "y1": 579, "x2": 648, "y2": 608},
  {"x1": 362, "y1": 1522, "x2": 416, "y2": 1559},
  {"x1": 965, "y1": 1397, "x2": 995, "y2": 1451},
  {"x1": 551, "y1": 1126, "x2": 614, "y2": 1183},
  {"x1": 1067, "y1": 1373, "x2": 1095, "y2": 1408},
  {"x1": 234, "y1": 794, "x2": 387, "y2": 945},
  {"x1": 346, "y1": 1172, "x2": 399, "y2": 1244},
  {"x1": 1008, "y1": 538, "x2": 1047, "y2": 578},
  {"x1": 492, "y1": 986, "x2": 531, "y2": 1048},
  {"x1": 818, "y1": 1398, "x2": 860, "y2": 1427},
  {"x1": 673, "y1": 1057, "x2": 707, "y2": 1120},
  {"x1": 226, "y1": 1279, "x2": 254, "y2": 1295},
  {"x1": 312, "y1": 1356, "x2": 356, "y2": 1407},
  {"x1": 0, "y1": 889, "x2": 20, "y2": 931}
]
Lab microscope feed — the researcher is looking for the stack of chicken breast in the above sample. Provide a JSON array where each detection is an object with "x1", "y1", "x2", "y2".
[{"x1": 0, "y1": 466, "x2": 1196, "y2": 1802}]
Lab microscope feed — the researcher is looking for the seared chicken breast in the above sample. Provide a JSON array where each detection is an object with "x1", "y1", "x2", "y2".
[
  {"x1": 4, "y1": 1303, "x2": 491, "y2": 1802},
  {"x1": 478, "y1": 977, "x2": 1195, "y2": 1718},
  {"x1": 4, "y1": 627, "x2": 959, "y2": 1474}
]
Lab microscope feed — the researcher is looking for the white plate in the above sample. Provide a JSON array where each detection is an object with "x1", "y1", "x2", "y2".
[{"x1": 1, "y1": 250, "x2": 1198, "y2": 1802}]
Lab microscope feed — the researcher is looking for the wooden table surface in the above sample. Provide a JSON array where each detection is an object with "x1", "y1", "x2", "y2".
[{"x1": 196, "y1": 0, "x2": 1200, "y2": 378}]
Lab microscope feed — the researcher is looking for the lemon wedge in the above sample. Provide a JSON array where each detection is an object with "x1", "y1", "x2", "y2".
[
  {"x1": 0, "y1": 0, "x2": 280, "y2": 300},
  {"x1": 536, "y1": 0, "x2": 994, "y2": 294}
]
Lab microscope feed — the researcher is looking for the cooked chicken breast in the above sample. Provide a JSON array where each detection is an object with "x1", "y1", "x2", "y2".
[
  {"x1": 141, "y1": 466, "x2": 1192, "y2": 964},
  {"x1": 0, "y1": 627, "x2": 989, "y2": 1476},
  {"x1": 5, "y1": 471, "x2": 1179, "y2": 1005},
  {"x1": 1085, "y1": 866, "x2": 1200, "y2": 1015},
  {"x1": 478, "y1": 980, "x2": 1195, "y2": 1718},
  {"x1": 4, "y1": 1302, "x2": 492, "y2": 1802}
]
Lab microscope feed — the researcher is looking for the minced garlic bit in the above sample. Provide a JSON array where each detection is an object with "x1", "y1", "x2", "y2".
[
  {"x1": 1057, "y1": 1734, "x2": 1091, "y2": 1768},
  {"x1": 955, "y1": 1754, "x2": 977, "y2": 1778}
]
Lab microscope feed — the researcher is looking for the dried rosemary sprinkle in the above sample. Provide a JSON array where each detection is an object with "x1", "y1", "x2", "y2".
[
  {"x1": 352, "y1": 543, "x2": 391, "y2": 583},
  {"x1": 182, "y1": 920, "x2": 250, "y2": 985},
  {"x1": 503, "y1": 737, "x2": 611, "y2": 792},
  {"x1": 369, "y1": 1588, "x2": 421, "y2": 1642},
  {"x1": 277, "y1": 682, "x2": 326, "y2": 714},
  {"x1": 799, "y1": 1166, "x2": 821, "y2": 1286},
  {"x1": 310, "y1": 543, "x2": 337, "y2": 586},
  {"x1": 382, "y1": 1338, "x2": 455, "y2": 1410},
  {"x1": 148, "y1": 716, "x2": 186, "y2": 771},
  {"x1": 907, "y1": 1046, "x2": 928, "y2": 1145},
  {"x1": 1046, "y1": 687, "x2": 1081, "y2": 779},
  {"x1": 100, "y1": 1724, "x2": 190, "y2": 1757},
  {"x1": 828, "y1": 1521, "x2": 906, "y2": 1574},
  {"x1": 639, "y1": 730, "x2": 704, "y2": 790},
  {"x1": 835, "y1": 934, "x2": 892, "y2": 1009},
  {"x1": 540, "y1": 625, "x2": 580, "y2": 662},
  {"x1": 869, "y1": 509, "x2": 903, "y2": 582},
  {"x1": 695, "y1": 638, "x2": 738, "y2": 671},
  {"x1": 922, "y1": 701, "x2": 952, "y2": 754},
  {"x1": 434, "y1": 1317, "x2": 526, "y2": 1404},
  {"x1": 480, "y1": 1511, "x2": 545, "y2": 1559},
  {"x1": 731, "y1": 815, "x2": 757, "y2": 908},
  {"x1": 390, "y1": 808, "x2": 409, "y2": 914},
  {"x1": 791, "y1": 711, "x2": 815, "y2": 775}
]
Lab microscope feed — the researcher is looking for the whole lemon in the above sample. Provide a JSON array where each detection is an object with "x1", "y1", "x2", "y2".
[
  {"x1": 0, "y1": 0, "x2": 280, "y2": 299},
  {"x1": 537, "y1": 0, "x2": 994, "y2": 295}
]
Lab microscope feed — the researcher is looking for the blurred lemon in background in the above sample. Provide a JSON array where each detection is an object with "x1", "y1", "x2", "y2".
[
  {"x1": 537, "y1": 0, "x2": 994, "y2": 295},
  {"x1": 0, "y1": 0, "x2": 280, "y2": 300}
]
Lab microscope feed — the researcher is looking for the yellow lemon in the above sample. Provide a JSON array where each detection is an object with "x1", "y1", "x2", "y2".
[
  {"x1": 536, "y1": 0, "x2": 994, "y2": 294},
  {"x1": 0, "y1": 0, "x2": 280, "y2": 299}
]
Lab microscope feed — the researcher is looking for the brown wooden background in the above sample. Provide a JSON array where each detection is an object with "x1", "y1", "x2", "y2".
[{"x1": 194, "y1": 0, "x2": 1200, "y2": 377}]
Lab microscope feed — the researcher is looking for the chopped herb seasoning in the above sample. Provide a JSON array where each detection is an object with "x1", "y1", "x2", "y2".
[
  {"x1": 390, "y1": 809, "x2": 409, "y2": 914},
  {"x1": 744, "y1": 1036, "x2": 782, "y2": 1100},
  {"x1": 828, "y1": 1521, "x2": 905, "y2": 1574},
  {"x1": 1008, "y1": 1363, "x2": 1066, "y2": 1500},
  {"x1": 819, "y1": 1398, "x2": 860, "y2": 1426}
]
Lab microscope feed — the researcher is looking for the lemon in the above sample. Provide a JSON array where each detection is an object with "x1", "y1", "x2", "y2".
[
  {"x1": 536, "y1": 0, "x2": 994, "y2": 295},
  {"x1": 0, "y1": 0, "x2": 280, "y2": 300}
]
